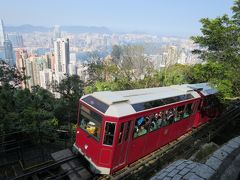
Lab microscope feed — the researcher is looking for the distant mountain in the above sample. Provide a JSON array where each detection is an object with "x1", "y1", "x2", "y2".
[
  {"x1": 5, "y1": 24, "x2": 112, "y2": 34},
  {"x1": 61, "y1": 26, "x2": 111, "y2": 34},
  {"x1": 6, "y1": 24, "x2": 50, "y2": 33}
]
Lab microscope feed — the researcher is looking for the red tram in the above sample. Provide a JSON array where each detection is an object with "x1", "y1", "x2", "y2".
[{"x1": 73, "y1": 83, "x2": 220, "y2": 174}]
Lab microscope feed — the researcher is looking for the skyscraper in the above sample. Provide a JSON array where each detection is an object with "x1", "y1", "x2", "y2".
[
  {"x1": 53, "y1": 25, "x2": 61, "y2": 40},
  {"x1": 4, "y1": 39, "x2": 14, "y2": 66},
  {"x1": 0, "y1": 19, "x2": 6, "y2": 46},
  {"x1": 54, "y1": 38, "x2": 70, "y2": 74}
]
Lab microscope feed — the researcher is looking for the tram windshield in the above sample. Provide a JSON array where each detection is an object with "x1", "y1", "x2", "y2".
[{"x1": 78, "y1": 105, "x2": 102, "y2": 141}]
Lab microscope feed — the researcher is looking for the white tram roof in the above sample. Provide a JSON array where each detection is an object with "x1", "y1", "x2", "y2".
[
  {"x1": 180, "y1": 83, "x2": 218, "y2": 96},
  {"x1": 81, "y1": 83, "x2": 208, "y2": 117}
]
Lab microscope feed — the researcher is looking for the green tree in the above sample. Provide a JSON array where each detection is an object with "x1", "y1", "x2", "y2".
[
  {"x1": 191, "y1": 0, "x2": 240, "y2": 97},
  {"x1": 0, "y1": 60, "x2": 24, "y2": 88},
  {"x1": 55, "y1": 75, "x2": 84, "y2": 143},
  {"x1": 111, "y1": 45, "x2": 122, "y2": 64}
]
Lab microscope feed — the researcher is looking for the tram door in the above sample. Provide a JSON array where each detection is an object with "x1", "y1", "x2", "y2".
[{"x1": 114, "y1": 121, "x2": 131, "y2": 167}]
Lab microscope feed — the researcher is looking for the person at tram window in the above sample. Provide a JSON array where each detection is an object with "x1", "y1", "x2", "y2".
[
  {"x1": 133, "y1": 126, "x2": 139, "y2": 138},
  {"x1": 161, "y1": 111, "x2": 168, "y2": 126},
  {"x1": 179, "y1": 108, "x2": 184, "y2": 117},
  {"x1": 150, "y1": 120, "x2": 157, "y2": 131},
  {"x1": 184, "y1": 104, "x2": 193, "y2": 117},
  {"x1": 156, "y1": 112, "x2": 163, "y2": 127},
  {"x1": 86, "y1": 121, "x2": 96, "y2": 135},
  {"x1": 152, "y1": 113, "x2": 158, "y2": 125},
  {"x1": 167, "y1": 110, "x2": 175, "y2": 124},
  {"x1": 153, "y1": 113, "x2": 159, "y2": 121},
  {"x1": 144, "y1": 116, "x2": 151, "y2": 130},
  {"x1": 138, "y1": 125, "x2": 147, "y2": 136},
  {"x1": 94, "y1": 127, "x2": 100, "y2": 138}
]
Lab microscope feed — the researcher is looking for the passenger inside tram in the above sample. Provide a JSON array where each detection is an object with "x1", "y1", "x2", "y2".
[
  {"x1": 86, "y1": 121, "x2": 97, "y2": 135},
  {"x1": 133, "y1": 117, "x2": 149, "y2": 137},
  {"x1": 176, "y1": 106, "x2": 184, "y2": 121},
  {"x1": 167, "y1": 109, "x2": 175, "y2": 124},
  {"x1": 138, "y1": 125, "x2": 147, "y2": 136},
  {"x1": 154, "y1": 112, "x2": 161, "y2": 128},
  {"x1": 144, "y1": 116, "x2": 151, "y2": 129},
  {"x1": 161, "y1": 111, "x2": 168, "y2": 127},
  {"x1": 150, "y1": 118, "x2": 157, "y2": 131}
]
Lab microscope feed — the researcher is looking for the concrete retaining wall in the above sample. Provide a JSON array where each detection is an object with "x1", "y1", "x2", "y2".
[{"x1": 150, "y1": 136, "x2": 240, "y2": 180}]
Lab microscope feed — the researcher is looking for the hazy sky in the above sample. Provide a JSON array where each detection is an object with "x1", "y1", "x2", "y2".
[{"x1": 0, "y1": 0, "x2": 233, "y2": 36}]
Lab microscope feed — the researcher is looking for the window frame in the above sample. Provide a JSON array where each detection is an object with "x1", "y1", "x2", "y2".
[
  {"x1": 132, "y1": 100, "x2": 198, "y2": 137},
  {"x1": 118, "y1": 123, "x2": 125, "y2": 144},
  {"x1": 118, "y1": 121, "x2": 132, "y2": 144},
  {"x1": 82, "y1": 95, "x2": 109, "y2": 113},
  {"x1": 78, "y1": 106, "x2": 102, "y2": 142},
  {"x1": 124, "y1": 121, "x2": 131, "y2": 141},
  {"x1": 103, "y1": 121, "x2": 116, "y2": 146},
  {"x1": 131, "y1": 94, "x2": 194, "y2": 112}
]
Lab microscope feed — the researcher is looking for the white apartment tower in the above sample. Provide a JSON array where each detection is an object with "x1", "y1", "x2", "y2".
[
  {"x1": 54, "y1": 38, "x2": 70, "y2": 74},
  {"x1": 0, "y1": 19, "x2": 6, "y2": 46},
  {"x1": 53, "y1": 25, "x2": 61, "y2": 40}
]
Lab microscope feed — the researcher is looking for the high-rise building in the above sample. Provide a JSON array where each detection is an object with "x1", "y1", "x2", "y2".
[
  {"x1": 27, "y1": 56, "x2": 48, "y2": 87},
  {"x1": 4, "y1": 39, "x2": 14, "y2": 66},
  {"x1": 15, "y1": 49, "x2": 28, "y2": 88},
  {"x1": 69, "y1": 53, "x2": 77, "y2": 75},
  {"x1": 16, "y1": 49, "x2": 28, "y2": 70},
  {"x1": 177, "y1": 51, "x2": 187, "y2": 65},
  {"x1": 54, "y1": 38, "x2": 70, "y2": 74},
  {"x1": 53, "y1": 25, "x2": 61, "y2": 40},
  {"x1": 0, "y1": 19, "x2": 6, "y2": 46},
  {"x1": 39, "y1": 69, "x2": 53, "y2": 89}
]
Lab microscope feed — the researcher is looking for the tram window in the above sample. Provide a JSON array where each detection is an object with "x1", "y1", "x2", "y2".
[
  {"x1": 133, "y1": 116, "x2": 150, "y2": 138},
  {"x1": 150, "y1": 113, "x2": 159, "y2": 131},
  {"x1": 82, "y1": 96, "x2": 109, "y2": 113},
  {"x1": 124, "y1": 121, "x2": 131, "y2": 141},
  {"x1": 131, "y1": 94, "x2": 194, "y2": 112},
  {"x1": 176, "y1": 105, "x2": 185, "y2": 121},
  {"x1": 165, "y1": 109, "x2": 175, "y2": 125},
  {"x1": 158, "y1": 111, "x2": 167, "y2": 127},
  {"x1": 151, "y1": 111, "x2": 165, "y2": 130},
  {"x1": 184, "y1": 103, "x2": 193, "y2": 118},
  {"x1": 103, "y1": 122, "x2": 116, "y2": 146},
  {"x1": 118, "y1": 123, "x2": 124, "y2": 144},
  {"x1": 79, "y1": 107, "x2": 102, "y2": 141}
]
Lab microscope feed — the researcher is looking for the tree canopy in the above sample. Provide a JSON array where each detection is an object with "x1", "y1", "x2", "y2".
[{"x1": 191, "y1": 0, "x2": 240, "y2": 97}]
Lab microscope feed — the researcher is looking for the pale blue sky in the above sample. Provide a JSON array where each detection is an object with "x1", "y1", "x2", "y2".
[{"x1": 0, "y1": 0, "x2": 234, "y2": 36}]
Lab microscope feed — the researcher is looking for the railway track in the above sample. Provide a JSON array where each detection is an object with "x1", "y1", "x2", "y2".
[
  {"x1": 9, "y1": 148, "x2": 93, "y2": 180},
  {"x1": 11, "y1": 154, "x2": 79, "y2": 179},
  {"x1": 3, "y1": 100, "x2": 240, "y2": 180}
]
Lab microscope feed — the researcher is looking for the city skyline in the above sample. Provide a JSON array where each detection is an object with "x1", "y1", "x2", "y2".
[{"x1": 0, "y1": 0, "x2": 233, "y2": 36}]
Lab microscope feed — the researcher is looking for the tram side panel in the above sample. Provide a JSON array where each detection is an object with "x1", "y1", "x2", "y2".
[
  {"x1": 75, "y1": 104, "x2": 102, "y2": 167},
  {"x1": 98, "y1": 116, "x2": 118, "y2": 174},
  {"x1": 111, "y1": 116, "x2": 135, "y2": 173},
  {"x1": 76, "y1": 102, "x2": 117, "y2": 174},
  {"x1": 124, "y1": 99, "x2": 199, "y2": 167}
]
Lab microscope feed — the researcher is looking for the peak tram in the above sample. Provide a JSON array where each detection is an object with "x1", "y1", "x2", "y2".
[{"x1": 73, "y1": 83, "x2": 220, "y2": 174}]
